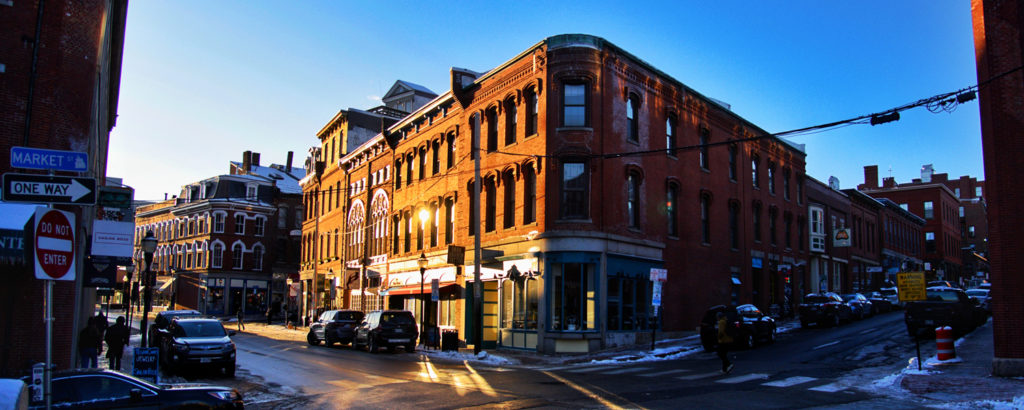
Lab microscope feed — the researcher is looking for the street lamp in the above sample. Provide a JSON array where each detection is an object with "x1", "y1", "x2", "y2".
[
  {"x1": 139, "y1": 231, "x2": 157, "y2": 347},
  {"x1": 417, "y1": 252, "x2": 428, "y2": 348}
]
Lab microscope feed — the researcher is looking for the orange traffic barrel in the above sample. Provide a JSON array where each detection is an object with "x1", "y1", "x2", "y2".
[{"x1": 936, "y1": 326, "x2": 956, "y2": 360}]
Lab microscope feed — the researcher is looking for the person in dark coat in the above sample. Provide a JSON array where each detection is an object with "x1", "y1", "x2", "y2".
[
  {"x1": 236, "y1": 306, "x2": 245, "y2": 331},
  {"x1": 265, "y1": 305, "x2": 273, "y2": 325},
  {"x1": 78, "y1": 322, "x2": 102, "y2": 368},
  {"x1": 716, "y1": 312, "x2": 734, "y2": 374},
  {"x1": 104, "y1": 316, "x2": 130, "y2": 371}
]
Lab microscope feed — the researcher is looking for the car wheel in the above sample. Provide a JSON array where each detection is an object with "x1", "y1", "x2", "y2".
[
  {"x1": 224, "y1": 362, "x2": 236, "y2": 378},
  {"x1": 405, "y1": 343, "x2": 415, "y2": 352},
  {"x1": 368, "y1": 337, "x2": 378, "y2": 354},
  {"x1": 325, "y1": 334, "x2": 335, "y2": 347},
  {"x1": 743, "y1": 333, "x2": 755, "y2": 349},
  {"x1": 307, "y1": 332, "x2": 319, "y2": 346}
]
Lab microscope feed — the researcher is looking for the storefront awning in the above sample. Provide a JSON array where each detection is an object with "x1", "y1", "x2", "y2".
[{"x1": 382, "y1": 283, "x2": 459, "y2": 296}]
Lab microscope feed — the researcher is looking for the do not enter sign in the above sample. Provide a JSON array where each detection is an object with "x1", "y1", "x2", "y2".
[{"x1": 34, "y1": 208, "x2": 76, "y2": 280}]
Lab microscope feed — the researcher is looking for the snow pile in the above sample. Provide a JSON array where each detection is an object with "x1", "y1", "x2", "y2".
[{"x1": 421, "y1": 349, "x2": 518, "y2": 366}]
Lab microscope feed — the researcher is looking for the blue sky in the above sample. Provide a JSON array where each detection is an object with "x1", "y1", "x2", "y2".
[{"x1": 108, "y1": 1, "x2": 982, "y2": 201}]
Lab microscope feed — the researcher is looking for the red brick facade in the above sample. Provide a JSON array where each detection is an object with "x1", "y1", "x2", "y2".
[{"x1": 972, "y1": 0, "x2": 1024, "y2": 375}]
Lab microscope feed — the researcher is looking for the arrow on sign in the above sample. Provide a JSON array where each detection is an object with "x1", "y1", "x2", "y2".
[{"x1": 2, "y1": 173, "x2": 96, "y2": 205}]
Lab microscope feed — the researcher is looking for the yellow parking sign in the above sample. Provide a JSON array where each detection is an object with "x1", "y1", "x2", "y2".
[{"x1": 897, "y1": 272, "x2": 926, "y2": 302}]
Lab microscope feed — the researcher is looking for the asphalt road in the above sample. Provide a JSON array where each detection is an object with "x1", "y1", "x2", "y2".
[{"x1": 185, "y1": 310, "x2": 930, "y2": 409}]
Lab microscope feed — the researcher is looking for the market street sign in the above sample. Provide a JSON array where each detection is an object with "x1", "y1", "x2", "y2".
[
  {"x1": 10, "y1": 146, "x2": 88, "y2": 172},
  {"x1": 34, "y1": 207, "x2": 76, "y2": 281},
  {"x1": 2, "y1": 173, "x2": 95, "y2": 205}
]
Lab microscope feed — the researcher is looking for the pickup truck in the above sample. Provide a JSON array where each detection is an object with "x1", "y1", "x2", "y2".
[{"x1": 904, "y1": 286, "x2": 988, "y2": 337}]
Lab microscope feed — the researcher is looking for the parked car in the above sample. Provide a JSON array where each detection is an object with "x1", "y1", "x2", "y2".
[
  {"x1": 353, "y1": 310, "x2": 418, "y2": 353},
  {"x1": 799, "y1": 292, "x2": 853, "y2": 328},
  {"x1": 21, "y1": 368, "x2": 242, "y2": 409},
  {"x1": 0, "y1": 378, "x2": 28, "y2": 409},
  {"x1": 927, "y1": 280, "x2": 956, "y2": 289},
  {"x1": 841, "y1": 293, "x2": 874, "y2": 319},
  {"x1": 866, "y1": 291, "x2": 893, "y2": 313},
  {"x1": 904, "y1": 286, "x2": 988, "y2": 337},
  {"x1": 879, "y1": 287, "x2": 902, "y2": 309},
  {"x1": 965, "y1": 288, "x2": 991, "y2": 313},
  {"x1": 308, "y1": 309, "x2": 365, "y2": 347},
  {"x1": 158, "y1": 317, "x2": 237, "y2": 376},
  {"x1": 147, "y1": 309, "x2": 202, "y2": 348},
  {"x1": 699, "y1": 304, "x2": 777, "y2": 351}
]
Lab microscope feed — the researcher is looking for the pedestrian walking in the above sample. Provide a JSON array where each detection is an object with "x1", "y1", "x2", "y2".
[
  {"x1": 104, "y1": 316, "x2": 130, "y2": 371},
  {"x1": 716, "y1": 311, "x2": 734, "y2": 374},
  {"x1": 78, "y1": 322, "x2": 102, "y2": 368},
  {"x1": 236, "y1": 307, "x2": 245, "y2": 331},
  {"x1": 265, "y1": 305, "x2": 273, "y2": 325}
]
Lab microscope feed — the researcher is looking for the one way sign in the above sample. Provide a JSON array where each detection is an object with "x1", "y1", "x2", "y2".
[{"x1": 2, "y1": 173, "x2": 96, "y2": 205}]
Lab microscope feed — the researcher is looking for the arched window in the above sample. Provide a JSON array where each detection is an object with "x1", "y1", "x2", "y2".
[
  {"x1": 211, "y1": 243, "x2": 223, "y2": 268},
  {"x1": 446, "y1": 132, "x2": 456, "y2": 169},
  {"x1": 666, "y1": 183, "x2": 679, "y2": 237},
  {"x1": 523, "y1": 165, "x2": 537, "y2": 225},
  {"x1": 666, "y1": 115, "x2": 677, "y2": 156},
  {"x1": 485, "y1": 176, "x2": 497, "y2": 232},
  {"x1": 347, "y1": 201, "x2": 366, "y2": 260},
  {"x1": 525, "y1": 87, "x2": 538, "y2": 136},
  {"x1": 253, "y1": 245, "x2": 264, "y2": 271},
  {"x1": 504, "y1": 97, "x2": 517, "y2": 146},
  {"x1": 627, "y1": 94, "x2": 640, "y2": 142},
  {"x1": 232, "y1": 244, "x2": 244, "y2": 270},
  {"x1": 370, "y1": 191, "x2": 390, "y2": 256},
  {"x1": 627, "y1": 170, "x2": 641, "y2": 228},
  {"x1": 486, "y1": 107, "x2": 498, "y2": 152},
  {"x1": 503, "y1": 169, "x2": 516, "y2": 229},
  {"x1": 751, "y1": 155, "x2": 761, "y2": 188},
  {"x1": 699, "y1": 127, "x2": 710, "y2": 170}
]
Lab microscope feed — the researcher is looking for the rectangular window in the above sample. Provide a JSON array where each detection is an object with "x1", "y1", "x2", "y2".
[
  {"x1": 563, "y1": 83, "x2": 586, "y2": 127},
  {"x1": 969, "y1": 225, "x2": 976, "y2": 238},
  {"x1": 728, "y1": 146, "x2": 737, "y2": 181},
  {"x1": 501, "y1": 277, "x2": 539, "y2": 330},
  {"x1": 955, "y1": 188, "x2": 961, "y2": 198},
  {"x1": 562, "y1": 162, "x2": 588, "y2": 219},
  {"x1": 485, "y1": 178, "x2": 496, "y2": 232},
  {"x1": 406, "y1": 155, "x2": 414, "y2": 186},
  {"x1": 486, "y1": 108, "x2": 498, "y2": 152},
  {"x1": 431, "y1": 205, "x2": 439, "y2": 247},
  {"x1": 432, "y1": 141, "x2": 441, "y2": 174},
  {"x1": 752, "y1": 158, "x2": 760, "y2": 188},
  {"x1": 925, "y1": 231, "x2": 936, "y2": 253},
  {"x1": 699, "y1": 130, "x2": 709, "y2": 170},
  {"x1": 404, "y1": 211, "x2": 412, "y2": 253},
  {"x1": 503, "y1": 173, "x2": 516, "y2": 229},
  {"x1": 959, "y1": 206, "x2": 964, "y2": 218},
  {"x1": 505, "y1": 98, "x2": 517, "y2": 146},
  {"x1": 234, "y1": 215, "x2": 245, "y2": 234},
  {"x1": 627, "y1": 173, "x2": 640, "y2": 228},
  {"x1": 900, "y1": 203, "x2": 909, "y2": 211},
  {"x1": 550, "y1": 263, "x2": 596, "y2": 331},
  {"x1": 627, "y1": 96, "x2": 639, "y2": 142},
  {"x1": 446, "y1": 133, "x2": 456, "y2": 169},
  {"x1": 526, "y1": 89, "x2": 538, "y2": 136},
  {"x1": 666, "y1": 117, "x2": 676, "y2": 156},
  {"x1": 975, "y1": 186, "x2": 982, "y2": 197},
  {"x1": 924, "y1": 201, "x2": 934, "y2": 219},
  {"x1": 768, "y1": 164, "x2": 775, "y2": 194},
  {"x1": 392, "y1": 215, "x2": 400, "y2": 253},
  {"x1": 254, "y1": 218, "x2": 265, "y2": 236},
  {"x1": 419, "y1": 147, "x2": 427, "y2": 180},
  {"x1": 523, "y1": 166, "x2": 537, "y2": 225},
  {"x1": 783, "y1": 172, "x2": 791, "y2": 200},
  {"x1": 444, "y1": 199, "x2": 455, "y2": 245}
]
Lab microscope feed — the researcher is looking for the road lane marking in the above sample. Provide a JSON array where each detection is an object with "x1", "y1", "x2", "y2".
[
  {"x1": 763, "y1": 376, "x2": 817, "y2": 387},
  {"x1": 859, "y1": 328, "x2": 876, "y2": 335},
  {"x1": 676, "y1": 371, "x2": 722, "y2": 380},
  {"x1": 541, "y1": 371, "x2": 636, "y2": 409},
  {"x1": 717, "y1": 373, "x2": 769, "y2": 384},
  {"x1": 644, "y1": 369, "x2": 690, "y2": 377},
  {"x1": 812, "y1": 340, "x2": 840, "y2": 350},
  {"x1": 600, "y1": 367, "x2": 651, "y2": 375},
  {"x1": 538, "y1": 364, "x2": 578, "y2": 371},
  {"x1": 808, "y1": 382, "x2": 846, "y2": 392}
]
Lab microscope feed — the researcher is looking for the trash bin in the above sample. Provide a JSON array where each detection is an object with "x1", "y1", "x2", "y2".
[{"x1": 441, "y1": 328, "x2": 459, "y2": 351}]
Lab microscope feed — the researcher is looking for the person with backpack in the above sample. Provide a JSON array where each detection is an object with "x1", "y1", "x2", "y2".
[
  {"x1": 104, "y1": 316, "x2": 130, "y2": 371},
  {"x1": 716, "y1": 311, "x2": 734, "y2": 374}
]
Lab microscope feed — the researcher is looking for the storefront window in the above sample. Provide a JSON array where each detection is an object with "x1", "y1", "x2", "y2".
[
  {"x1": 206, "y1": 278, "x2": 225, "y2": 315},
  {"x1": 245, "y1": 280, "x2": 268, "y2": 315},
  {"x1": 502, "y1": 278, "x2": 539, "y2": 330},
  {"x1": 551, "y1": 263, "x2": 595, "y2": 331}
]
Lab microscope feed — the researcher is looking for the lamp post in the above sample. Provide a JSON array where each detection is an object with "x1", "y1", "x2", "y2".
[
  {"x1": 417, "y1": 252, "x2": 428, "y2": 347},
  {"x1": 139, "y1": 231, "x2": 157, "y2": 347},
  {"x1": 124, "y1": 264, "x2": 134, "y2": 328}
]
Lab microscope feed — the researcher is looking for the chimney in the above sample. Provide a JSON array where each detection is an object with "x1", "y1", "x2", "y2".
[
  {"x1": 286, "y1": 151, "x2": 294, "y2": 173},
  {"x1": 242, "y1": 150, "x2": 252, "y2": 173},
  {"x1": 883, "y1": 177, "x2": 897, "y2": 188},
  {"x1": 252, "y1": 152, "x2": 261, "y2": 168},
  {"x1": 164, "y1": 193, "x2": 168, "y2": 200},
  {"x1": 864, "y1": 165, "x2": 879, "y2": 189}
]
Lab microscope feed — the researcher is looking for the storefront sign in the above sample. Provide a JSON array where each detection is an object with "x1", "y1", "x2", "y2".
[
  {"x1": 833, "y1": 228, "x2": 852, "y2": 247},
  {"x1": 132, "y1": 347, "x2": 159, "y2": 383}
]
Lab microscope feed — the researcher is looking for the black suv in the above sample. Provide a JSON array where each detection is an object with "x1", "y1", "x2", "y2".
[
  {"x1": 699, "y1": 304, "x2": 777, "y2": 351},
  {"x1": 147, "y1": 309, "x2": 202, "y2": 348},
  {"x1": 353, "y1": 310, "x2": 418, "y2": 353},
  {"x1": 799, "y1": 292, "x2": 853, "y2": 328},
  {"x1": 308, "y1": 309, "x2": 365, "y2": 347},
  {"x1": 159, "y1": 318, "x2": 237, "y2": 376}
]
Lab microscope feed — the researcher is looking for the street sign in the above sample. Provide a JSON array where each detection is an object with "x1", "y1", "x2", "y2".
[
  {"x1": 34, "y1": 208, "x2": 76, "y2": 281},
  {"x1": 431, "y1": 278, "x2": 439, "y2": 302},
  {"x1": 649, "y1": 268, "x2": 667, "y2": 282},
  {"x1": 3, "y1": 173, "x2": 95, "y2": 204},
  {"x1": 652, "y1": 281, "x2": 663, "y2": 307},
  {"x1": 897, "y1": 272, "x2": 926, "y2": 302},
  {"x1": 96, "y1": 186, "x2": 134, "y2": 209},
  {"x1": 10, "y1": 146, "x2": 88, "y2": 172}
]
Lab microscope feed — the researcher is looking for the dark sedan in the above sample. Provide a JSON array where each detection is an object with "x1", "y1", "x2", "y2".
[
  {"x1": 21, "y1": 368, "x2": 242, "y2": 409},
  {"x1": 308, "y1": 309, "x2": 365, "y2": 347},
  {"x1": 841, "y1": 293, "x2": 874, "y2": 320},
  {"x1": 799, "y1": 292, "x2": 853, "y2": 328},
  {"x1": 699, "y1": 304, "x2": 777, "y2": 351}
]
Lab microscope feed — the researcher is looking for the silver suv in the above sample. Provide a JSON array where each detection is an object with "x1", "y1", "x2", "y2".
[{"x1": 160, "y1": 318, "x2": 237, "y2": 377}]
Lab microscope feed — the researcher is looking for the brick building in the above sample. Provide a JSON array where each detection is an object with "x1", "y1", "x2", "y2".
[
  {"x1": 842, "y1": 189, "x2": 883, "y2": 291},
  {"x1": 805, "y1": 177, "x2": 851, "y2": 294},
  {"x1": 874, "y1": 197, "x2": 925, "y2": 283},
  {"x1": 971, "y1": 0, "x2": 1024, "y2": 376},
  {"x1": 319, "y1": 34, "x2": 810, "y2": 353},
  {"x1": 0, "y1": 0, "x2": 127, "y2": 376},
  {"x1": 133, "y1": 152, "x2": 303, "y2": 319},
  {"x1": 858, "y1": 166, "x2": 964, "y2": 284}
]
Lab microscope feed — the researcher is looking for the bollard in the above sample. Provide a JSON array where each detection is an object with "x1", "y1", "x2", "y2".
[{"x1": 936, "y1": 326, "x2": 955, "y2": 360}]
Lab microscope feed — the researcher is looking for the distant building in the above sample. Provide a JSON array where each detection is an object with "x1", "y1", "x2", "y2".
[
  {"x1": 805, "y1": 177, "x2": 851, "y2": 294},
  {"x1": 133, "y1": 152, "x2": 303, "y2": 318}
]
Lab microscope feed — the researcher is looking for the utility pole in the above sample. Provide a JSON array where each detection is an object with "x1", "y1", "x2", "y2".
[{"x1": 472, "y1": 114, "x2": 483, "y2": 355}]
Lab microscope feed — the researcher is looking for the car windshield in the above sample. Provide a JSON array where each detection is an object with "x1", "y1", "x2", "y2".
[
  {"x1": 880, "y1": 289, "x2": 897, "y2": 296},
  {"x1": 380, "y1": 313, "x2": 414, "y2": 325},
  {"x1": 925, "y1": 289, "x2": 962, "y2": 302},
  {"x1": 177, "y1": 321, "x2": 227, "y2": 337},
  {"x1": 336, "y1": 312, "x2": 362, "y2": 321},
  {"x1": 804, "y1": 296, "x2": 833, "y2": 304}
]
